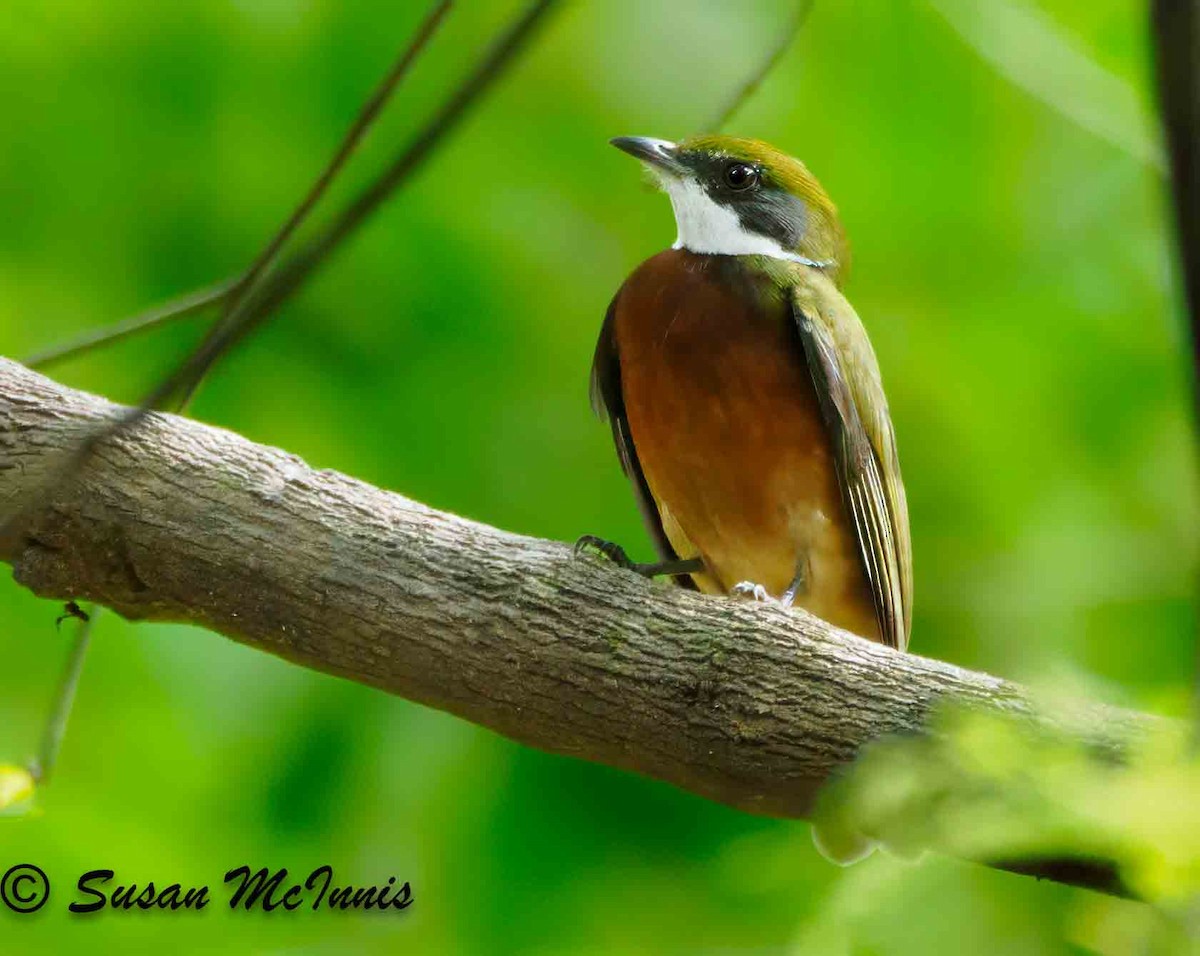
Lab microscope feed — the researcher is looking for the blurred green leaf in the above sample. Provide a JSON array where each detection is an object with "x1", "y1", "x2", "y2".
[
  {"x1": 0, "y1": 763, "x2": 36, "y2": 817},
  {"x1": 925, "y1": 0, "x2": 1165, "y2": 171},
  {"x1": 818, "y1": 702, "x2": 1200, "y2": 914}
]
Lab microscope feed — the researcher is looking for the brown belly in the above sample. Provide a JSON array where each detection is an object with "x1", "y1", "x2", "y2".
[{"x1": 614, "y1": 249, "x2": 879, "y2": 641}]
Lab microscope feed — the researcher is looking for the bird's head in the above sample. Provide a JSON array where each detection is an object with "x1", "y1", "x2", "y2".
[{"x1": 611, "y1": 134, "x2": 847, "y2": 280}]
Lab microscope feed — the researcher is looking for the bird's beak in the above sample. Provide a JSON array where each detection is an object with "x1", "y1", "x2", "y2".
[{"x1": 610, "y1": 136, "x2": 686, "y2": 176}]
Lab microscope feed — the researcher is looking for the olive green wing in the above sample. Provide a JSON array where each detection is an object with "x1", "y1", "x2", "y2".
[
  {"x1": 590, "y1": 295, "x2": 697, "y2": 590},
  {"x1": 790, "y1": 281, "x2": 912, "y2": 650}
]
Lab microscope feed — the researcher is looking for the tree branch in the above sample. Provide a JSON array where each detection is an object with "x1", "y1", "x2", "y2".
[{"x1": 0, "y1": 359, "x2": 1162, "y2": 895}]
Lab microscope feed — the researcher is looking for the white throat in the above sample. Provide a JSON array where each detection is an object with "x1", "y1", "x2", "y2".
[{"x1": 663, "y1": 177, "x2": 822, "y2": 266}]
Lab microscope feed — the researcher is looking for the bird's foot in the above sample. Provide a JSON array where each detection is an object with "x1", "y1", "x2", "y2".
[
  {"x1": 574, "y1": 535, "x2": 704, "y2": 579},
  {"x1": 575, "y1": 534, "x2": 639, "y2": 572},
  {"x1": 731, "y1": 581, "x2": 775, "y2": 603}
]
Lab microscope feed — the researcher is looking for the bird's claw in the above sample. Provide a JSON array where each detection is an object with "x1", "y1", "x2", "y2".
[
  {"x1": 574, "y1": 534, "x2": 638, "y2": 572},
  {"x1": 731, "y1": 581, "x2": 774, "y2": 603},
  {"x1": 576, "y1": 535, "x2": 706, "y2": 580}
]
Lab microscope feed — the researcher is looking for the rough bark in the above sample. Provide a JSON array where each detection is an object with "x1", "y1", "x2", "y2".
[{"x1": 0, "y1": 359, "x2": 1160, "y2": 895}]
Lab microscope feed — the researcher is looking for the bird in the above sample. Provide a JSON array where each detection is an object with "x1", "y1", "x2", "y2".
[{"x1": 580, "y1": 135, "x2": 911, "y2": 650}]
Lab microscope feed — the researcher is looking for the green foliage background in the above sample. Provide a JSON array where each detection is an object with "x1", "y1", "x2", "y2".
[{"x1": 0, "y1": 0, "x2": 1196, "y2": 952}]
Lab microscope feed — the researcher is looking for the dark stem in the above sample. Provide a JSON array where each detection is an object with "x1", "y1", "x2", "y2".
[
  {"x1": 988, "y1": 855, "x2": 1133, "y2": 900},
  {"x1": 708, "y1": 0, "x2": 816, "y2": 132},
  {"x1": 30, "y1": 607, "x2": 97, "y2": 785},
  {"x1": 135, "y1": 0, "x2": 560, "y2": 417},
  {"x1": 23, "y1": 3, "x2": 452, "y2": 377},
  {"x1": 1150, "y1": 0, "x2": 1200, "y2": 726},
  {"x1": 169, "y1": 0, "x2": 454, "y2": 410},
  {"x1": 24, "y1": 280, "x2": 236, "y2": 371}
]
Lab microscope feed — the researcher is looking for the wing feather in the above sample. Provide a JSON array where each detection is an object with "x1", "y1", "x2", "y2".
[{"x1": 790, "y1": 283, "x2": 912, "y2": 649}]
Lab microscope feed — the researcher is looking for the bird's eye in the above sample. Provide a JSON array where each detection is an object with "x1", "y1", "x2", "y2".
[{"x1": 723, "y1": 162, "x2": 758, "y2": 191}]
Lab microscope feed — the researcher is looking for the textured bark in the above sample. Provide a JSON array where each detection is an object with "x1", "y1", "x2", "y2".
[{"x1": 0, "y1": 359, "x2": 1160, "y2": 894}]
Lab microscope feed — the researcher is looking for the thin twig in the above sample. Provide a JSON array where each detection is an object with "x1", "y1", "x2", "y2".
[
  {"x1": 234, "y1": 2, "x2": 453, "y2": 315},
  {"x1": 30, "y1": 607, "x2": 97, "y2": 785},
  {"x1": 708, "y1": 0, "x2": 815, "y2": 132},
  {"x1": 24, "y1": 280, "x2": 237, "y2": 371},
  {"x1": 136, "y1": 0, "x2": 559, "y2": 416},
  {"x1": 172, "y1": 0, "x2": 453, "y2": 409},
  {"x1": 19, "y1": 1, "x2": 450, "y2": 386}
]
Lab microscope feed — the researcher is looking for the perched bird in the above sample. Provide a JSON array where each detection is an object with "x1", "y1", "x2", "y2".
[{"x1": 582, "y1": 135, "x2": 911, "y2": 650}]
